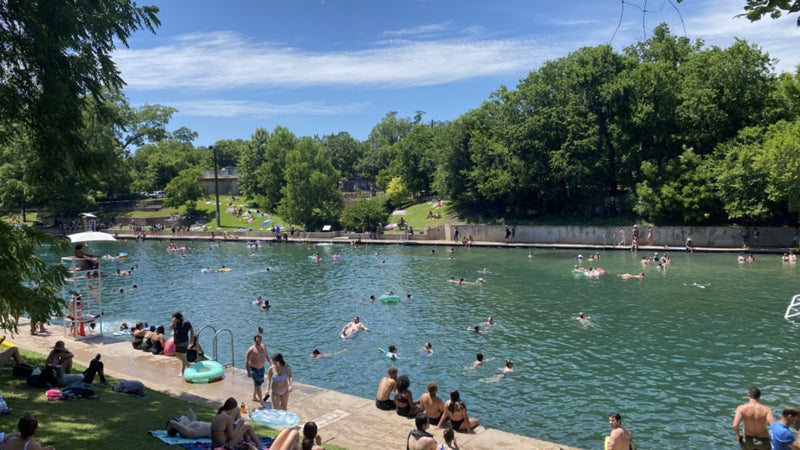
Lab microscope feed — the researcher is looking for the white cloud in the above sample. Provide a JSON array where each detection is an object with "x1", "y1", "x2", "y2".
[
  {"x1": 169, "y1": 99, "x2": 370, "y2": 118},
  {"x1": 114, "y1": 30, "x2": 571, "y2": 91}
]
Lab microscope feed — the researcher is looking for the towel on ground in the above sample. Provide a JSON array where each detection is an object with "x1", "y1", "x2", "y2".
[{"x1": 149, "y1": 430, "x2": 274, "y2": 449}]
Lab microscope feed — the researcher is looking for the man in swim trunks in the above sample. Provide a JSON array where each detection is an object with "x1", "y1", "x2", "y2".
[
  {"x1": 245, "y1": 334, "x2": 271, "y2": 404},
  {"x1": 733, "y1": 386, "x2": 774, "y2": 450},
  {"x1": 375, "y1": 367, "x2": 397, "y2": 410}
]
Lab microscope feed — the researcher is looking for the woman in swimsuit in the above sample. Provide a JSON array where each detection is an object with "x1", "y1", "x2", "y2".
[
  {"x1": 266, "y1": 353, "x2": 293, "y2": 410},
  {"x1": 394, "y1": 375, "x2": 422, "y2": 418},
  {"x1": 141, "y1": 325, "x2": 155, "y2": 352},
  {"x1": 151, "y1": 325, "x2": 165, "y2": 355},
  {"x1": 3, "y1": 412, "x2": 56, "y2": 450},
  {"x1": 437, "y1": 389, "x2": 479, "y2": 434}
]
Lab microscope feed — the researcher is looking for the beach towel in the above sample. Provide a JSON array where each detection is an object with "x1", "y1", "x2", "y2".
[{"x1": 149, "y1": 430, "x2": 273, "y2": 449}]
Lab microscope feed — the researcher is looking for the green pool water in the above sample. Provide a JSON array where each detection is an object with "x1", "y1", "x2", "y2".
[{"x1": 68, "y1": 240, "x2": 800, "y2": 448}]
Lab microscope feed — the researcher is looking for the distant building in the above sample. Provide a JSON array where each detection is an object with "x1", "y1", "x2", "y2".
[
  {"x1": 199, "y1": 166, "x2": 239, "y2": 195},
  {"x1": 340, "y1": 176, "x2": 373, "y2": 193}
]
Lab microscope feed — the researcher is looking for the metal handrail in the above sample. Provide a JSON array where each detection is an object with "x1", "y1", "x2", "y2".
[{"x1": 212, "y1": 328, "x2": 235, "y2": 368}]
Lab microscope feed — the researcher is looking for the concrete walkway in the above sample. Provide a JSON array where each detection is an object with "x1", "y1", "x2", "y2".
[{"x1": 8, "y1": 320, "x2": 580, "y2": 450}]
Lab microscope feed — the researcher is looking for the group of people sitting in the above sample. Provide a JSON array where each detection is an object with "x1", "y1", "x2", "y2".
[
  {"x1": 164, "y1": 397, "x2": 323, "y2": 450},
  {"x1": 375, "y1": 367, "x2": 479, "y2": 447}
]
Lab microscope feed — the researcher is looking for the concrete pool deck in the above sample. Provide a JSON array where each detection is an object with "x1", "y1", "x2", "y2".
[{"x1": 9, "y1": 320, "x2": 580, "y2": 450}]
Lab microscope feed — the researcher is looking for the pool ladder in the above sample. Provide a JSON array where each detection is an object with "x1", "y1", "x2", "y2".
[{"x1": 195, "y1": 325, "x2": 235, "y2": 368}]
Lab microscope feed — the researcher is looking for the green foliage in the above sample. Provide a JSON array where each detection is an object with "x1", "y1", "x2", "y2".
[
  {"x1": 322, "y1": 131, "x2": 365, "y2": 178},
  {"x1": 130, "y1": 139, "x2": 201, "y2": 192},
  {"x1": 164, "y1": 168, "x2": 205, "y2": 211},
  {"x1": 385, "y1": 177, "x2": 411, "y2": 209},
  {"x1": 278, "y1": 137, "x2": 342, "y2": 230},
  {"x1": 0, "y1": 223, "x2": 69, "y2": 334},
  {"x1": 340, "y1": 195, "x2": 390, "y2": 231}
]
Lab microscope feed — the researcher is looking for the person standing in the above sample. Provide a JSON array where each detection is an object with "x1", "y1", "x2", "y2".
[
  {"x1": 375, "y1": 367, "x2": 398, "y2": 410},
  {"x1": 452, "y1": 227, "x2": 459, "y2": 242},
  {"x1": 647, "y1": 226, "x2": 654, "y2": 246},
  {"x1": 770, "y1": 407, "x2": 800, "y2": 450},
  {"x1": 266, "y1": 353, "x2": 293, "y2": 410},
  {"x1": 732, "y1": 386, "x2": 774, "y2": 449},
  {"x1": 606, "y1": 412, "x2": 633, "y2": 450},
  {"x1": 617, "y1": 228, "x2": 626, "y2": 246},
  {"x1": 170, "y1": 312, "x2": 194, "y2": 377},
  {"x1": 245, "y1": 334, "x2": 270, "y2": 404}
]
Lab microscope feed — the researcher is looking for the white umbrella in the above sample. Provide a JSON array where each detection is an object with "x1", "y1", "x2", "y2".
[
  {"x1": 67, "y1": 231, "x2": 117, "y2": 243},
  {"x1": 80, "y1": 212, "x2": 97, "y2": 218}
]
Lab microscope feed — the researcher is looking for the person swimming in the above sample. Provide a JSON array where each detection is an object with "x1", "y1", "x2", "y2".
[
  {"x1": 385, "y1": 345, "x2": 398, "y2": 360},
  {"x1": 619, "y1": 273, "x2": 644, "y2": 280},
  {"x1": 575, "y1": 312, "x2": 590, "y2": 322},
  {"x1": 502, "y1": 359, "x2": 515, "y2": 375}
]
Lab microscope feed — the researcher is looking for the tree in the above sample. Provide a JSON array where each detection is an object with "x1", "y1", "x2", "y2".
[
  {"x1": 0, "y1": 0, "x2": 160, "y2": 187},
  {"x1": 164, "y1": 168, "x2": 205, "y2": 212},
  {"x1": 385, "y1": 177, "x2": 411, "y2": 209},
  {"x1": 339, "y1": 195, "x2": 390, "y2": 232},
  {"x1": 238, "y1": 128, "x2": 270, "y2": 199},
  {"x1": 677, "y1": 0, "x2": 800, "y2": 26},
  {"x1": 322, "y1": 132, "x2": 364, "y2": 178},
  {"x1": 278, "y1": 137, "x2": 341, "y2": 230},
  {"x1": 0, "y1": 0, "x2": 160, "y2": 332},
  {"x1": 254, "y1": 126, "x2": 297, "y2": 211}
]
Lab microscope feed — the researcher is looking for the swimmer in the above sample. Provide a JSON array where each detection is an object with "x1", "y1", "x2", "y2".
[
  {"x1": 472, "y1": 325, "x2": 481, "y2": 334},
  {"x1": 369, "y1": 295, "x2": 376, "y2": 302},
  {"x1": 502, "y1": 359, "x2": 515, "y2": 375},
  {"x1": 258, "y1": 326, "x2": 264, "y2": 334},
  {"x1": 472, "y1": 353, "x2": 485, "y2": 368},
  {"x1": 422, "y1": 342, "x2": 434, "y2": 356},
  {"x1": 685, "y1": 282, "x2": 710, "y2": 289},
  {"x1": 482, "y1": 317, "x2": 496, "y2": 327},
  {"x1": 406, "y1": 294, "x2": 412, "y2": 300},
  {"x1": 575, "y1": 312, "x2": 590, "y2": 322},
  {"x1": 738, "y1": 252, "x2": 746, "y2": 263},
  {"x1": 311, "y1": 349, "x2": 331, "y2": 358},
  {"x1": 202, "y1": 267, "x2": 211, "y2": 273},
  {"x1": 385, "y1": 344, "x2": 398, "y2": 360},
  {"x1": 480, "y1": 268, "x2": 490, "y2": 273},
  {"x1": 528, "y1": 251, "x2": 533, "y2": 259},
  {"x1": 261, "y1": 300, "x2": 270, "y2": 310},
  {"x1": 340, "y1": 316, "x2": 370, "y2": 338},
  {"x1": 619, "y1": 273, "x2": 644, "y2": 280}
]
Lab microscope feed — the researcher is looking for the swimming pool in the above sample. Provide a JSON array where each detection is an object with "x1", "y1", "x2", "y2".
[{"x1": 66, "y1": 240, "x2": 800, "y2": 448}]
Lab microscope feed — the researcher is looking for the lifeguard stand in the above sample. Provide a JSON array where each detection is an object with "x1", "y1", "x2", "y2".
[{"x1": 61, "y1": 256, "x2": 104, "y2": 340}]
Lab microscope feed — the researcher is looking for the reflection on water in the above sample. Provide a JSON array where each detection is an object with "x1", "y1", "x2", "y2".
[{"x1": 65, "y1": 240, "x2": 800, "y2": 448}]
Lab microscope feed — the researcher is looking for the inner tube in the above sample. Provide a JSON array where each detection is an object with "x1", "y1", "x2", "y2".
[
  {"x1": 183, "y1": 359, "x2": 225, "y2": 384},
  {"x1": 249, "y1": 409, "x2": 299, "y2": 429},
  {"x1": 379, "y1": 294, "x2": 401, "y2": 304}
]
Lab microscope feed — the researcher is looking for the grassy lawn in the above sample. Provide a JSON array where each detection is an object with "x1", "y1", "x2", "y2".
[{"x1": 0, "y1": 348, "x2": 345, "y2": 450}]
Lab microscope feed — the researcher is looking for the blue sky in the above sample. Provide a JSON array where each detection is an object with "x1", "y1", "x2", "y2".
[{"x1": 114, "y1": 0, "x2": 800, "y2": 147}]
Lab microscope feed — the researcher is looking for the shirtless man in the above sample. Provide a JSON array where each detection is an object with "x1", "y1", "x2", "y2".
[
  {"x1": 341, "y1": 316, "x2": 370, "y2": 338},
  {"x1": 375, "y1": 367, "x2": 398, "y2": 410},
  {"x1": 606, "y1": 412, "x2": 633, "y2": 450},
  {"x1": 245, "y1": 334, "x2": 271, "y2": 403},
  {"x1": 418, "y1": 382, "x2": 445, "y2": 426},
  {"x1": 733, "y1": 386, "x2": 774, "y2": 449}
]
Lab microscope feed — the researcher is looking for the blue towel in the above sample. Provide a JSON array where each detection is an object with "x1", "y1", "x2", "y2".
[{"x1": 149, "y1": 430, "x2": 274, "y2": 449}]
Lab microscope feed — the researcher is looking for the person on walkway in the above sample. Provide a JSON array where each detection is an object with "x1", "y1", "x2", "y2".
[
  {"x1": 407, "y1": 412, "x2": 438, "y2": 450},
  {"x1": 647, "y1": 226, "x2": 654, "y2": 246},
  {"x1": 437, "y1": 389, "x2": 478, "y2": 434},
  {"x1": 771, "y1": 407, "x2": 800, "y2": 450},
  {"x1": 170, "y1": 312, "x2": 194, "y2": 377},
  {"x1": 606, "y1": 412, "x2": 633, "y2": 450},
  {"x1": 452, "y1": 227, "x2": 459, "y2": 242},
  {"x1": 418, "y1": 381, "x2": 445, "y2": 426},
  {"x1": 2, "y1": 412, "x2": 56, "y2": 450},
  {"x1": 375, "y1": 367, "x2": 398, "y2": 410},
  {"x1": 245, "y1": 334, "x2": 271, "y2": 404},
  {"x1": 732, "y1": 386, "x2": 774, "y2": 449},
  {"x1": 0, "y1": 336, "x2": 27, "y2": 367},
  {"x1": 210, "y1": 397, "x2": 260, "y2": 449},
  {"x1": 266, "y1": 353, "x2": 293, "y2": 410}
]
